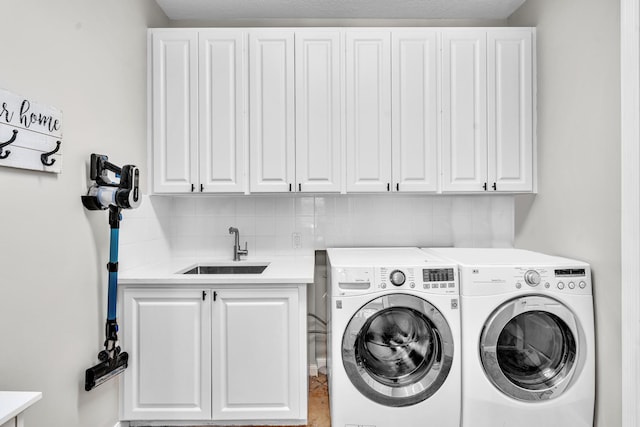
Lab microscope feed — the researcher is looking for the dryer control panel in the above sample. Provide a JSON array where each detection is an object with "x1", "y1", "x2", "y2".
[{"x1": 459, "y1": 265, "x2": 592, "y2": 296}]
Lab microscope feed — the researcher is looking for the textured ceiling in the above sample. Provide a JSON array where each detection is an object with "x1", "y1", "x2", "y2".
[{"x1": 154, "y1": 0, "x2": 527, "y2": 20}]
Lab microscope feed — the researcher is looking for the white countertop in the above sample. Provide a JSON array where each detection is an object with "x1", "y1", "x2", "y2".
[
  {"x1": 0, "y1": 391, "x2": 42, "y2": 425},
  {"x1": 119, "y1": 256, "x2": 315, "y2": 285}
]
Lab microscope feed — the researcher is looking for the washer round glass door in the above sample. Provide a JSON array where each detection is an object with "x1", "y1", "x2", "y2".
[
  {"x1": 480, "y1": 295, "x2": 581, "y2": 401},
  {"x1": 342, "y1": 293, "x2": 454, "y2": 407}
]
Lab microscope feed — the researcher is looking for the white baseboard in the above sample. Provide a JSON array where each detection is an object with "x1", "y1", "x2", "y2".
[{"x1": 309, "y1": 358, "x2": 327, "y2": 376}]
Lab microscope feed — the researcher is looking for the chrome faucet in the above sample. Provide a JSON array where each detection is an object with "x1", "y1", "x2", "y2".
[{"x1": 228, "y1": 227, "x2": 248, "y2": 261}]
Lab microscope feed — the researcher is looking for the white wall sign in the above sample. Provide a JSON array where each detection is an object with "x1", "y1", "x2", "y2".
[{"x1": 0, "y1": 88, "x2": 63, "y2": 173}]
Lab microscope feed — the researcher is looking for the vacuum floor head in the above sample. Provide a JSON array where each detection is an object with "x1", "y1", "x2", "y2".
[{"x1": 85, "y1": 352, "x2": 129, "y2": 391}]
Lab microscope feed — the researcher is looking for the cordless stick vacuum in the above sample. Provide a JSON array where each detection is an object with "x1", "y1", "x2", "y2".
[{"x1": 81, "y1": 154, "x2": 140, "y2": 391}]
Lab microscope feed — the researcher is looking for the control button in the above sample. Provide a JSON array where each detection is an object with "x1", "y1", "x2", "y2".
[
  {"x1": 410, "y1": 282, "x2": 415, "y2": 288},
  {"x1": 544, "y1": 282, "x2": 550, "y2": 289},
  {"x1": 524, "y1": 270, "x2": 541, "y2": 287},
  {"x1": 579, "y1": 281, "x2": 587, "y2": 289},
  {"x1": 515, "y1": 282, "x2": 522, "y2": 289},
  {"x1": 424, "y1": 283, "x2": 431, "y2": 289},
  {"x1": 381, "y1": 283, "x2": 387, "y2": 289},
  {"x1": 448, "y1": 282, "x2": 455, "y2": 288},
  {"x1": 568, "y1": 282, "x2": 575, "y2": 289},
  {"x1": 440, "y1": 283, "x2": 447, "y2": 289},
  {"x1": 557, "y1": 282, "x2": 565, "y2": 290},
  {"x1": 390, "y1": 270, "x2": 406, "y2": 286}
]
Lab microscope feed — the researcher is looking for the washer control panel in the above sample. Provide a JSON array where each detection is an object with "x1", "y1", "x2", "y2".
[
  {"x1": 389, "y1": 270, "x2": 406, "y2": 286},
  {"x1": 378, "y1": 266, "x2": 457, "y2": 294},
  {"x1": 334, "y1": 265, "x2": 458, "y2": 295}
]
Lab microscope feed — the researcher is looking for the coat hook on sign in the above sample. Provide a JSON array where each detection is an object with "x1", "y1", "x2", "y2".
[
  {"x1": 41, "y1": 141, "x2": 61, "y2": 166},
  {"x1": 0, "y1": 129, "x2": 18, "y2": 159}
]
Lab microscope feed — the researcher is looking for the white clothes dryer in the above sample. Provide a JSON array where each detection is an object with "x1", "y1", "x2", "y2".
[
  {"x1": 423, "y1": 248, "x2": 595, "y2": 427},
  {"x1": 326, "y1": 247, "x2": 461, "y2": 427}
]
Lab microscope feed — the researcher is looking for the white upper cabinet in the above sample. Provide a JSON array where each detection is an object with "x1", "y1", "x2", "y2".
[
  {"x1": 295, "y1": 30, "x2": 342, "y2": 193},
  {"x1": 150, "y1": 29, "x2": 247, "y2": 194},
  {"x1": 345, "y1": 31, "x2": 392, "y2": 193},
  {"x1": 487, "y1": 28, "x2": 533, "y2": 192},
  {"x1": 441, "y1": 28, "x2": 534, "y2": 193},
  {"x1": 391, "y1": 30, "x2": 439, "y2": 192},
  {"x1": 150, "y1": 27, "x2": 535, "y2": 195},
  {"x1": 441, "y1": 29, "x2": 488, "y2": 192},
  {"x1": 199, "y1": 30, "x2": 247, "y2": 193},
  {"x1": 151, "y1": 30, "x2": 199, "y2": 193},
  {"x1": 249, "y1": 30, "x2": 296, "y2": 193}
]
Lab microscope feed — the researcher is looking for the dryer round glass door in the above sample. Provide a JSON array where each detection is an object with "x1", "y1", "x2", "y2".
[
  {"x1": 480, "y1": 295, "x2": 583, "y2": 401},
  {"x1": 342, "y1": 294, "x2": 454, "y2": 407}
]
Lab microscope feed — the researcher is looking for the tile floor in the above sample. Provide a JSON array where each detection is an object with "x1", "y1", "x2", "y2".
[
  {"x1": 191, "y1": 374, "x2": 330, "y2": 427},
  {"x1": 305, "y1": 374, "x2": 331, "y2": 427},
  {"x1": 239, "y1": 375, "x2": 330, "y2": 427}
]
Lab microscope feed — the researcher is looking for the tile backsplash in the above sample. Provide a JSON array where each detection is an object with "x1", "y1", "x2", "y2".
[{"x1": 119, "y1": 193, "x2": 514, "y2": 271}]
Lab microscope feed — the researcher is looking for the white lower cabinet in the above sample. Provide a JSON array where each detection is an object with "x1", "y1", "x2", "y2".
[
  {"x1": 212, "y1": 288, "x2": 304, "y2": 421},
  {"x1": 122, "y1": 288, "x2": 212, "y2": 420},
  {"x1": 121, "y1": 285, "x2": 307, "y2": 424}
]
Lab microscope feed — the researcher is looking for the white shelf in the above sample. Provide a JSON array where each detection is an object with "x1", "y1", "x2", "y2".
[{"x1": 0, "y1": 391, "x2": 42, "y2": 425}]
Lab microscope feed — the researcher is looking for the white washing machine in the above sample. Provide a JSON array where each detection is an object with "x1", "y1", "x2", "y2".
[
  {"x1": 423, "y1": 248, "x2": 595, "y2": 427},
  {"x1": 326, "y1": 247, "x2": 461, "y2": 427}
]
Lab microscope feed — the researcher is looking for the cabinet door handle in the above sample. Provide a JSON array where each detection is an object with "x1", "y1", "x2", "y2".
[
  {"x1": 200, "y1": 184, "x2": 204, "y2": 192},
  {"x1": 396, "y1": 183, "x2": 399, "y2": 192},
  {"x1": 202, "y1": 291, "x2": 206, "y2": 301},
  {"x1": 191, "y1": 183, "x2": 195, "y2": 192},
  {"x1": 387, "y1": 183, "x2": 390, "y2": 192},
  {"x1": 213, "y1": 291, "x2": 217, "y2": 301},
  {"x1": 492, "y1": 182, "x2": 497, "y2": 191},
  {"x1": 298, "y1": 183, "x2": 301, "y2": 192},
  {"x1": 289, "y1": 183, "x2": 292, "y2": 192},
  {"x1": 483, "y1": 182, "x2": 487, "y2": 191}
]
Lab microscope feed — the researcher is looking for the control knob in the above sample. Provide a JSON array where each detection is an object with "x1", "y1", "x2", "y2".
[
  {"x1": 524, "y1": 270, "x2": 541, "y2": 287},
  {"x1": 390, "y1": 270, "x2": 406, "y2": 286}
]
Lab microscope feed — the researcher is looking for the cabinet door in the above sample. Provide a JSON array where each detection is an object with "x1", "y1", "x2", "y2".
[
  {"x1": 122, "y1": 288, "x2": 211, "y2": 420},
  {"x1": 151, "y1": 30, "x2": 199, "y2": 193},
  {"x1": 212, "y1": 288, "x2": 305, "y2": 421},
  {"x1": 487, "y1": 29, "x2": 533, "y2": 192},
  {"x1": 199, "y1": 30, "x2": 247, "y2": 193},
  {"x1": 345, "y1": 31, "x2": 392, "y2": 192},
  {"x1": 249, "y1": 30, "x2": 295, "y2": 193},
  {"x1": 392, "y1": 30, "x2": 439, "y2": 192},
  {"x1": 295, "y1": 30, "x2": 342, "y2": 193},
  {"x1": 441, "y1": 30, "x2": 488, "y2": 192}
]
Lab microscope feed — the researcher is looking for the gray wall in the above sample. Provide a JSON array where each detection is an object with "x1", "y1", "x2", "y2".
[
  {"x1": 509, "y1": 1, "x2": 621, "y2": 426},
  {"x1": 0, "y1": 2, "x2": 168, "y2": 426}
]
